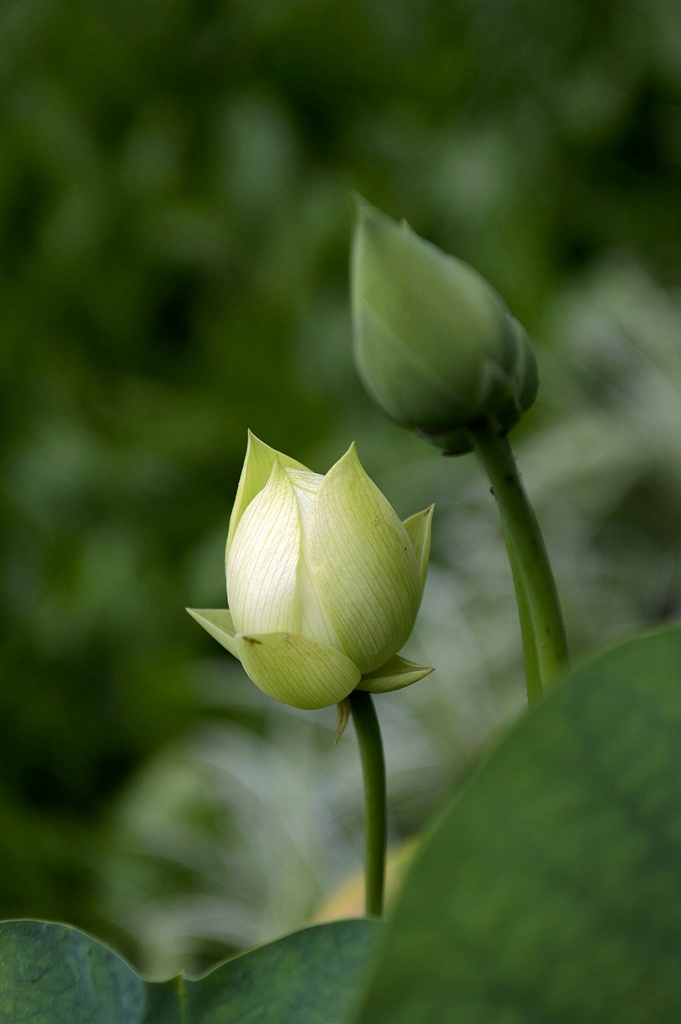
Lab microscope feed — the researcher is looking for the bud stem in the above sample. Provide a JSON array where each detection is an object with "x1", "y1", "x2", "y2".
[
  {"x1": 468, "y1": 418, "x2": 568, "y2": 704},
  {"x1": 349, "y1": 690, "x2": 387, "y2": 918}
]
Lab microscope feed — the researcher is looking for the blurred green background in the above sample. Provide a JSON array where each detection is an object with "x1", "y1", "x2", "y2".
[{"x1": 1, "y1": 0, "x2": 680, "y2": 977}]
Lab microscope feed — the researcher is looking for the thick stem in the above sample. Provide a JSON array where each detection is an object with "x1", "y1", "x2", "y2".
[
  {"x1": 468, "y1": 418, "x2": 568, "y2": 703},
  {"x1": 349, "y1": 689, "x2": 387, "y2": 918}
]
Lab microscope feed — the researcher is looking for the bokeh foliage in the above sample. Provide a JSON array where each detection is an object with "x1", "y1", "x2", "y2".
[{"x1": 1, "y1": 0, "x2": 680, "y2": 972}]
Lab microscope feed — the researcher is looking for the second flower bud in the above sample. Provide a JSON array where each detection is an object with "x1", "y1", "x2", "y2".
[{"x1": 351, "y1": 197, "x2": 539, "y2": 454}]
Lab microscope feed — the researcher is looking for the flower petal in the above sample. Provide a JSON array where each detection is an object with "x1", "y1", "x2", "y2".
[
  {"x1": 402, "y1": 504, "x2": 434, "y2": 600},
  {"x1": 358, "y1": 654, "x2": 434, "y2": 694},
  {"x1": 227, "y1": 460, "x2": 302, "y2": 635},
  {"x1": 308, "y1": 444, "x2": 420, "y2": 674},
  {"x1": 226, "y1": 431, "x2": 310, "y2": 565},
  {"x1": 352, "y1": 197, "x2": 515, "y2": 386},
  {"x1": 236, "y1": 631, "x2": 361, "y2": 710},
  {"x1": 186, "y1": 608, "x2": 241, "y2": 660},
  {"x1": 354, "y1": 302, "x2": 469, "y2": 429}
]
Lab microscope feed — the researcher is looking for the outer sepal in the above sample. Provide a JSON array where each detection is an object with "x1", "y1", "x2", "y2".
[
  {"x1": 402, "y1": 505, "x2": 434, "y2": 600},
  {"x1": 358, "y1": 654, "x2": 434, "y2": 694},
  {"x1": 236, "y1": 631, "x2": 362, "y2": 710},
  {"x1": 508, "y1": 316, "x2": 539, "y2": 414},
  {"x1": 186, "y1": 608, "x2": 240, "y2": 659}
]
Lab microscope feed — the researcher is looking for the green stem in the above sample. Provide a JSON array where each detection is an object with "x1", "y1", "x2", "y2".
[
  {"x1": 504, "y1": 531, "x2": 543, "y2": 706},
  {"x1": 468, "y1": 417, "x2": 568, "y2": 704},
  {"x1": 349, "y1": 690, "x2": 387, "y2": 918}
]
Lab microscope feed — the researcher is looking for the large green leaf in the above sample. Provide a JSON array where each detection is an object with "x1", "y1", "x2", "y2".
[
  {"x1": 158, "y1": 916, "x2": 381, "y2": 1024},
  {"x1": 353, "y1": 625, "x2": 681, "y2": 1024},
  {"x1": 0, "y1": 918, "x2": 381, "y2": 1024},
  {"x1": 0, "y1": 920, "x2": 146, "y2": 1023}
]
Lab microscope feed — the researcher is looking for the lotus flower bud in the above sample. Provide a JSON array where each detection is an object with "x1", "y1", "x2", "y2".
[
  {"x1": 351, "y1": 197, "x2": 539, "y2": 454},
  {"x1": 188, "y1": 432, "x2": 434, "y2": 710}
]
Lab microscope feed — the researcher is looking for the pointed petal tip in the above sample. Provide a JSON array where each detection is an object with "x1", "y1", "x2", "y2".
[
  {"x1": 186, "y1": 608, "x2": 240, "y2": 659},
  {"x1": 412, "y1": 502, "x2": 435, "y2": 521},
  {"x1": 350, "y1": 195, "x2": 398, "y2": 245},
  {"x1": 244, "y1": 429, "x2": 269, "y2": 454},
  {"x1": 358, "y1": 655, "x2": 435, "y2": 694},
  {"x1": 350, "y1": 191, "x2": 371, "y2": 218},
  {"x1": 334, "y1": 698, "x2": 352, "y2": 745},
  {"x1": 327, "y1": 439, "x2": 364, "y2": 480},
  {"x1": 419, "y1": 502, "x2": 436, "y2": 529},
  {"x1": 345, "y1": 439, "x2": 364, "y2": 466}
]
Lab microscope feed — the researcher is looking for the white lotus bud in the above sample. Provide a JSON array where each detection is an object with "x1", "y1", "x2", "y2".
[{"x1": 188, "y1": 432, "x2": 433, "y2": 709}]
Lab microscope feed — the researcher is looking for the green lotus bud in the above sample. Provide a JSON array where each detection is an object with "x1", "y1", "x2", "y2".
[
  {"x1": 351, "y1": 197, "x2": 539, "y2": 454},
  {"x1": 188, "y1": 432, "x2": 434, "y2": 710}
]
